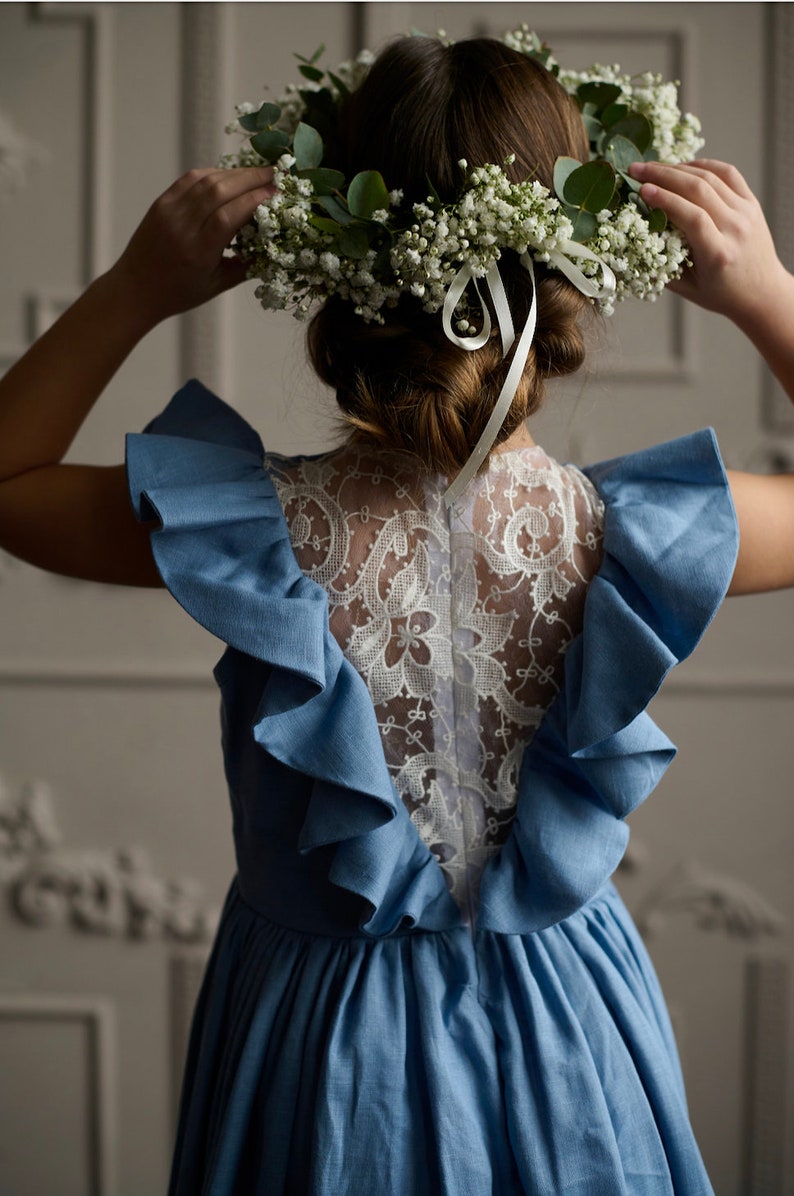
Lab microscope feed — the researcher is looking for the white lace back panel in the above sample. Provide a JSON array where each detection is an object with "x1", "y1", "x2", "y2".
[{"x1": 267, "y1": 444, "x2": 605, "y2": 926}]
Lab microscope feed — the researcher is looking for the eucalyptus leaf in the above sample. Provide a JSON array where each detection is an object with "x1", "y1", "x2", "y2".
[
  {"x1": 607, "y1": 113, "x2": 653, "y2": 154},
  {"x1": 318, "y1": 194, "x2": 355, "y2": 225},
  {"x1": 238, "y1": 102, "x2": 282, "y2": 133},
  {"x1": 293, "y1": 122, "x2": 324, "y2": 170},
  {"x1": 294, "y1": 45, "x2": 325, "y2": 65},
  {"x1": 563, "y1": 205, "x2": 598, "y2": 242},
  {"x1": 643, "y1": 146, "x2": 660, "y2": 163},
  {"x1": 562, "y1": 160, "x2": 616, "y2": 213},
  {"x1": 583, "y1": 113, "x2": 602, "y2": 142},
  {"x1": 250, "y1": 127, "x2": 291, "y2": 162},
  {"x1": 338, "y1": 225, "x2": 371, "y2": 259},
  {"x1": 618, "y1": 170, "x2": 643, "y2": 194},
  {"x1": 299, "y1": 64, "x2": 324, "y2": 83},
  {"x1": 646, "y1": 207, "x2": 667, "y2": 234},
  {"x1": 604, "y1": 134, "x2": 642, "y2": 174},
  {"x1": 238, "y1": 113, "x2": 261, "y2": 134},
  {"x1": 553, "y1": 156, "x2": 582, "y2": 201},
  {"x1": 425, "y1": 175, "x2": 442, "y2": 207},
  {"x1": 347, "y1": 170, "x2": 390, "y2": 220},
  {"x1": 372, "y1": 241, "x2": 393, "y2": 275},
  {"x1": 298, "y1": 167, "x2": 345, "y2": 195},
  {"x1": 600, "y1": 102, "x2": 629, "y2": 129},
  {"x1": 576, "y1": 81, "x2": 622, "y2": 113},
  {"x1": 328, "y1": 71, "x2": 350, "y2": 98},
  {"x1": 308, "y1": 213, "x2": 342, "y2": 235},
  {"x1": 634, "y1": 195, "x2": 651, "y2": 220},
  {"x1": 299, "y1": 87, "x2": 337, "y2": 140}
]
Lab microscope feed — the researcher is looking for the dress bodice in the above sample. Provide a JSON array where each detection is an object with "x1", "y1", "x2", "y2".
[
  {"x1": 267, "y1": 444, "x2": 604, "y2": 922},
  {"x1": 126, "y1": 379, "x2": 738, "y2": 940}
]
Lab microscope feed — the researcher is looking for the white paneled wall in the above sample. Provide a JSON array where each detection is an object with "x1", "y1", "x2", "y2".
[{"x1": 0, "y1": 4, "x2": 791, "y2": 1193}]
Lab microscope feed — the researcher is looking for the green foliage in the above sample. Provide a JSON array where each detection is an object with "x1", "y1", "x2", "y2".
[
  {"x1": 297, "y1": 167, "x2": 345, "y2": 195},
  {"x1": 645, "y1": 205, "x2": 667, "y2": 233},
  {"x1": 561, "y1": 160, "x2": 615, "y2": 211},
  {"x1": 293, "y1": 122, "x2": 324, "y2": 170},
  {"x1": 338, "y1": 225, "x2": 372, "y2": 259},
  {"x1": 604, "y1": 133, "x2": 642, "y2": 175},
  {"x1": 553, "y1": 157, "x2": 582, "y2": 200},
  {"x1": 347, "y1": 171, "x2": 390, "y2": 220},
  {"x1": 606, "y1": 113, "x2": 652, "y2": 153},
  {"x1": 328, "y1": 72, "x2": 350, "y2": 99},
  {"x1": 294, "y1": 45, "x2": 325, "y2": 66},
  {"x1": 317, "y1": 195, "x2": 355, "y2": 225},
  {"x1": 557, "y1": 78, "x2": 666, "y2": 236},
  {"x1": 250, "y1": 128, "x2": 291, "y2": 162},
  {"x1": 567, "y1": 209, "x2": 598, "y2": 240},
  {"x1": 520, "y1": 31, "x2": 559, "y2": 76},
  {"x1": 576, "y1": 81, "x2": 623, "y2": 112},
  {"x1": 238, "y1": 103, "x2": 283, "y2": 133}
]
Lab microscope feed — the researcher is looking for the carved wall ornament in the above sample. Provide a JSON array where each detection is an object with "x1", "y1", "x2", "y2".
[
  {"x1": 0, "y1": 108, "x2": 45, "y2": 195},
  {"x1": 0, "y1": 776, "x2": 219, "y2": 943},
  {"x1": 634, "y1": 858, "x2": 786, "y2": 941}
]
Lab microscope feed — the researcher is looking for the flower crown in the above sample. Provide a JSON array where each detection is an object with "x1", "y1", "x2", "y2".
[
  {"x1": 222, "y1": 28, "x2": 704, "y2": 504},
  {"x1": 223, "y1": 27, "x2": 703, "y2": 327}
]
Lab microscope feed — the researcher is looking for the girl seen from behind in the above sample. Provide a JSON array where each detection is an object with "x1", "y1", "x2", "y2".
[{"x1": 1, "y1": 31, "x2": 793, "y2": 1195}]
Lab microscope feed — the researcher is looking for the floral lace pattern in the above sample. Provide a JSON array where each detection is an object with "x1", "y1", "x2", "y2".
[{"x1": 267, "y1": 443, "x2": 604, "y2": 924}]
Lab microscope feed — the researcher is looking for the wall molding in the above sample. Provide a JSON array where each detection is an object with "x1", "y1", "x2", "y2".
[
  {"x1": 179, "y1": 3, "x2": 232, "y2": 394},
  {"x1": 762, "y1": 2, "x2": 794, "y2": 433},
  {"x1": 743, "y1": 956, "x2": 790, "y2": 1194},
  {"x1": 34, "y1": 2, "x2": 114, "y2": 279},
  {"x1": 1, "y1": 778, "x2": 219, "y2": 943},
  {"x1": 0, "y1": 993, "x2": 118, "y2": 1196},
  {"x1": 2, "y1": 4, "x2": 113, "y2": 374},
  {"x1": 634, "y1": 859, "x2": 786, "y2": 941},
  {"x1": 4, "y1": 660, "x2": 794, "y2": 696}
]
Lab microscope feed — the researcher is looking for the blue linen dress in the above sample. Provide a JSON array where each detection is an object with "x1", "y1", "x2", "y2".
[{"x1": 126, "y1": 380, "x2": 738, "y2": 1195}]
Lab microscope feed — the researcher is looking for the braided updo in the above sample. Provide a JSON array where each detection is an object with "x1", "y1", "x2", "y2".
[{"x1": 308, "y1": 36, "x2": 592, "y2": 475}]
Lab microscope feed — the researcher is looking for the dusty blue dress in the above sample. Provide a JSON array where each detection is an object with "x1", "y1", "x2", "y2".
[{"x1": 126, "y1": 381, "x2": 737, "y2": 1195}]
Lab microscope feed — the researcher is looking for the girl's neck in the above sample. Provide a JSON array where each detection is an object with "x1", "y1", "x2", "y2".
[{"x1": 495, "y1": 423, "x2": 536, "y2": 453}]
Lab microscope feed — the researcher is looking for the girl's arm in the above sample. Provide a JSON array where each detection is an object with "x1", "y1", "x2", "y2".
[
  {"x1": 630, "y1": 159, "x2": 794, "y2": 596},
  {"x1": 0, "y1": 166, "x2": 274, "y2": 586}
]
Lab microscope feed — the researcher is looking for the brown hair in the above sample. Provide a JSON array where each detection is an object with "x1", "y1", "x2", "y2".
[{"x1": 308, "y1": 37, "x2": 591, "y2": 475}]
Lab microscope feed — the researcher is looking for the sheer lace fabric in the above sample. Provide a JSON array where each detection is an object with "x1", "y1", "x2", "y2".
[{"x1": 267, "y1": 443, "x2": 605, "y2": 925}]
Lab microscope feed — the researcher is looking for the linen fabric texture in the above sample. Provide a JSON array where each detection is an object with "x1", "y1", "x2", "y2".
[{"x1": 126, "y1": 380, "x2": 738, "y2": 1195}]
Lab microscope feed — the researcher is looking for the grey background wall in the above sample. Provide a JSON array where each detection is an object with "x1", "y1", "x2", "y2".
[{"x1": 0, "y1": 3, "x2": 791, "y2": 1193}]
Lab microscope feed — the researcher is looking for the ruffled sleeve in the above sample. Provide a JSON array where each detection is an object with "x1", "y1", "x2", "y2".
[
  {"x1": 126, "y1": 381, "x2": 459, "y2": 936},
  {"x1": 476, "y1": 429, "x2": 739, "y2": 934}
]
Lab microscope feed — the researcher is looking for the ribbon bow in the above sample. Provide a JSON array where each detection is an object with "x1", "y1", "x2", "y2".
[{"x1": 442, "y1": 244, "x2": 616, "y2": 509}]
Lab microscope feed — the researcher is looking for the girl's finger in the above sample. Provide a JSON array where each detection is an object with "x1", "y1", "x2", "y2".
[
  {"x1": 198, "y1": 185, "x2": 275, "y2": 253},
  {"x1": 167, "y1": 166, "x2": 275, "y2": 219},
  {"x1": 630, "y1": 162, "x2": 735, "y2": 230},
  {"x1": 687, "y1": 159, "x2": 756, "y2": 201},
  {"x1": 651, "y1": 162, "x2": 745, "y2": 211},
  {"x1": 633, "y1": 180, "x2": 722, "y2": 250}
]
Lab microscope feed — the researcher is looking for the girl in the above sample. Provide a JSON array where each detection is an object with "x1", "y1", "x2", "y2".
[{"x1": 2, "y1": 33, "x2": 793, "y2": 1195}]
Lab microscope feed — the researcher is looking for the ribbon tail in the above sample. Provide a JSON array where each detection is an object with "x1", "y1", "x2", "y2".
[
  {"x1": 443, "y1": 255, "x2": 538, "y2": 509},
  {"x1": 547, "y1": 240, "x2": 617, "y2": 303}
]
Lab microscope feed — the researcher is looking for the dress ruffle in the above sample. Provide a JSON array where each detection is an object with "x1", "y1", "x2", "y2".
[
  {"x1": 478, "y1": 432, "x2": 738, "y2": 932},
  {"x1": 127, "y1": 380, "x2": 458, "y2": 936},
  {"x1": 128, "y1": 382, "x2": 738, "y2": 937}
]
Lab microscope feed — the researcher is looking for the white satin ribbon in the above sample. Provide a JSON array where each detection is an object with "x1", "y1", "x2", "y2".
[{"x1": 442, "y1": 245, "x2": 616, "y2": 510}]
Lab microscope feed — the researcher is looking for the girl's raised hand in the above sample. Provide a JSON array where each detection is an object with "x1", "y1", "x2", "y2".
[
  {"x1": 108, "y1": 166, "x2": 276, "y2": 327},
  {"x1": 629, "y1": 159, "x2": 791, "y2": 330}
]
